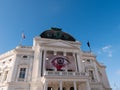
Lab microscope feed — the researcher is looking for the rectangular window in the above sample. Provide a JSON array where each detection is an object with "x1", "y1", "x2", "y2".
[
  {"x1": 23, "y1": 55, "x2": 28, "y2": 59},
  {"x1": 86, "y1": 59, "x2": 91, "y2": 63},
  {"x1": 66, "y1": 52, "x2": 73, "y2": 56},
  {"x1": 89, "y1": 70, "x2": 94, "y2": 81},
  {"x1": 47, "y1": 51, "x2": 54, "y2": 55},
  {"x1": 19, "y1": 68, "x2": 26, "y2": 79},
  {"x1": 57, "y1": 52, "x2": 63, "y2": 56}
]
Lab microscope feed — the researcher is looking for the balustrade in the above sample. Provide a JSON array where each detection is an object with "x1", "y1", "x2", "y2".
[{"x1": 44, "y1": 71, "x2": 88, "y2": 77}]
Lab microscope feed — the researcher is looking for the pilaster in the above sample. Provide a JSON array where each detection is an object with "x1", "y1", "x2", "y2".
[{"x1": 93, "y1": 61, "x2": 100, "y2": 82}]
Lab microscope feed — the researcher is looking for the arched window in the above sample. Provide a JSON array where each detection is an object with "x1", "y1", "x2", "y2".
[{"x1": 70, "y1": 87, "x2": 74, "y2": 90}]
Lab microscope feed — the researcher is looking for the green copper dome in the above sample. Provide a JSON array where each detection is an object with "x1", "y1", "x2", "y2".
[{"x1": 40, "y1": 27, "x2": 76, "y2": 41}]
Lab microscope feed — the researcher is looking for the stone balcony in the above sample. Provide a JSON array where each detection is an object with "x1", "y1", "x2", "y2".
[{"x1": 43, "y1": 71, "x2": 88, "y2": 78}]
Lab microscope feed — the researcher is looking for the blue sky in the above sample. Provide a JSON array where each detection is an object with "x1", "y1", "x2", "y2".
[{"x1": 0, "y1": 0, "x2": 120, "y2": 89}]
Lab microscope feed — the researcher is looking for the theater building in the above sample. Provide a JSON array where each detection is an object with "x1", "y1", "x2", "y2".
[{"x1": 0, "y1": 28, "x2": 111, "y2": 90}]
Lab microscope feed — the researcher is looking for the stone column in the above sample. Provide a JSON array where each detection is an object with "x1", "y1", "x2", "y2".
[
  {"x1": 54, "y1": 51, "x2": 57, "y2": 55},
  {"x1": 63, "y1": 52, "x2": 66, "y2": 56},
  {"x1": 82, "y1": 60, "x2": 85, "y2": 72},
  {"x1": 44, "y1": 81, "x2": 48, "y2": 90},
  {"x1": 54, "y1": 51, "x2": 57, "y2": 71},
  {"x1": 60, "y1": 80, "x2": 63, "y2": 90},
  {"x1": 74, "y1": 81, "x2": 77, "y2": 90},
  {"x1": 73, "y1": 53, "x2": 78, "y2": 72},
  {"x1": 43, "y1": 50, "x2": 47, "y2": 75},
  {"x1": 64, "y1": 52, "x2": 68, "y2": 72},
  {"x1": 76, "y1": 53, "x2": 82, "y2": 72},
  {"x1": 39, "y1": 49, "x2": 43, "y2": 76}
]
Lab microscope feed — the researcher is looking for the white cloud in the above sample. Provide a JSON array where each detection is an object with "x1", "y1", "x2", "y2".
[
  {"x1": 102, "y1": 45, "x2": 112, "y2": 52},
  {"x1": 102, "y1": 45, "x2": 112, "y2": 57},
  {"x1": 98, "y1": 45, "x2": 112, "y2": 57}
]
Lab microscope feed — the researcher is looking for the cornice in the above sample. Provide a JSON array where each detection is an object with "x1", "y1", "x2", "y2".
[
  {"x1": 0, "y1": 49, "x2": 15, "y2": 60},
  {"x1": 81, "y1": 51, "x2": 106, "y2": 68},
  {"x1": 15, "y1": 46, "x2": 34, "y2": 55},
  {"x1": 81, "y1": 51, "x2": 96, "y2": 58},
  {"x1": 0, "y1": 46, "x2": 34, "y2": 60}
]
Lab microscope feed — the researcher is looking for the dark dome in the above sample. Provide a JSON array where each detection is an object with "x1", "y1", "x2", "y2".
[{"x1": 40, "y1": 27, "x2": 76, "y2": 41}]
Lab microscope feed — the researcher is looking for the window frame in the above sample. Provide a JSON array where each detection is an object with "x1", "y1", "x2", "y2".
[
  {"x1": 19, "y1": 68, "x2": 26, "y2": 79},
  {"x1": 88, "y1": 69, "x2": 95, "y2": 82},
  {"x1": 17, "y1": 65, "x2": 28, "y2": 82}
]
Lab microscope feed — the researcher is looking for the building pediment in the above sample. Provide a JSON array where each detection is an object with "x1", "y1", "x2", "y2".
[{"x1": 41, "y1": 40, "x2": 79, "y2": 49}]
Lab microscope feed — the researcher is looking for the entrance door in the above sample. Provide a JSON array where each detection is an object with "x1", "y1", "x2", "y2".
[
  {"x1": 70, "y1": 87, "x2": 74, "y2": 90},
  {"x1": 58, "y1": 87, "x2": 66, "y2": 90},
  {"x1": 48, "y1": 87, "x2": 53, "y2": 90}
]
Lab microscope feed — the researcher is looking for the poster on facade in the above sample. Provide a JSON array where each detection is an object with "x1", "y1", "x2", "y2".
[{"x1": 45, "y1": 54, "x2": 76, "y2": 71}]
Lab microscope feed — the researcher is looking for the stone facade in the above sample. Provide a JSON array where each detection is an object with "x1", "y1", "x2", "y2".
[{"x1": 0, "y1": 32, "x2": 111, "y2": 90}]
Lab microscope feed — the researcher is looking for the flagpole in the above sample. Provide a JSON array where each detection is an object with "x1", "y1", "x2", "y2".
[
  {"x1": 87, "y1": 41, "x2": 92, "y2": 52},
  {"x1": 19, "y1": 37, "x2": 23, "y2": 46},
  {"x1": 19, "y1": 32, "x2": 25, "y2": 46},
  {"x1": 89, "y1": 46, "x2": 91, "y2": 52}
]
